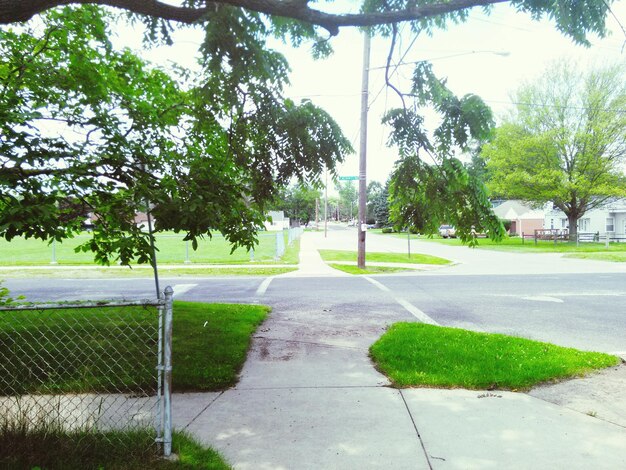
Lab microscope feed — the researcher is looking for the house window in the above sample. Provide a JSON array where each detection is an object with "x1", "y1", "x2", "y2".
[
  {"x1": 561, "y1": 218, "x2": 568, "y2": 228},
  {"x1": 606, "y1": 217, "x2": 615, "y2": 232},
  {"x1": 578, "y1": 218, "x2": 590, "y2": 232},
  {"x1": 550, "y1": 219, "x2": 554, "y2": 229}
]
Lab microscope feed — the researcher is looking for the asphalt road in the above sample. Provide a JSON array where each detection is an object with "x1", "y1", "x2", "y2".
[{"x1": 5, "y1": 271, "x2": 626, "y2": 355}]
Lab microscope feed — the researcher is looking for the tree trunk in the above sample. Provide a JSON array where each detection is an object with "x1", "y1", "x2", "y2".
[{"x1": 567, "y1": 213, "x2": 578, "y2": 242}]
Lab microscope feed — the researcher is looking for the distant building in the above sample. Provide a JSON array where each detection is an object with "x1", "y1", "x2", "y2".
[
  {"x1": 134, "y1": 212, "x2": 154, "y2": 231},
  {"x1": 264, "y1": 211, "x2": 289, "y2": 231},
  {"x1": 544, "y1": 198, "x2": 626, "y2": 238},
  {"x1": 492, "y1": 200, "x2": 545, "y2": 236}
]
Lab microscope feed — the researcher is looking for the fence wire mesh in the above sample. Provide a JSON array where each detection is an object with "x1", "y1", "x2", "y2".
[{"x1": 0, "y1": 299, "x2": 166, "y2": 457}]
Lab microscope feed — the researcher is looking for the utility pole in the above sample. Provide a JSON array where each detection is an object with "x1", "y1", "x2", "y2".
[
  {"x1": 357, "y1": 29, "x2": 370, "y2": 269},
  {"x1": 324, "y1": 167, "x2": 328, "y2": 238},
  {"x1": 315, "y1": 197, "x2": 319, "y2": 228}
]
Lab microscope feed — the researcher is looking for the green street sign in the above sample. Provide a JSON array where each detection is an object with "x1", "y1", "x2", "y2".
[{"x1": 339, "y1": 176, "x2": 359, "y2": 181}]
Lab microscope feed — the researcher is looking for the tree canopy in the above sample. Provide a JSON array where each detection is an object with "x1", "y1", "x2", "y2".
[
  {"x1": 270, "y1": 183, "x2": 321, "y2": 226},
  {"x1": 0, "y1": 0, "x2": 620, "y2": 259},
  {"x1": 384, "y1": 61, "x2": 505, "y2": 244},
  {"x1": 367, "y1": 180, "x2": 390, "y2": 226},
  {"x1": 481, "y1": 59, "x2": 626, "y2": 236},
  {"x1": 335, "y1": 181, "x2": 358, "y2": 221},
  {"x1": 0, "y1": 6, "x2": 350, "y2": 264}
]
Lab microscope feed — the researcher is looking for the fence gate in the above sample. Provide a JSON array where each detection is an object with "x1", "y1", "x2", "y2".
[{"x1": 0, "y1": 286, "x2": 174, "y2": 457}]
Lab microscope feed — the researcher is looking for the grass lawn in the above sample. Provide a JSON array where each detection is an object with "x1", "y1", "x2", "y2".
[
  {"x1": 0, "y1": 301, "x2": 269, "y2": 395},
  {"x1": 0, "y1": 232, "x2": 300, "y2": 266},
  {"x1": 319, "y1": 249, "x2": 450, "y2": 265},
  {"x1": 0, "y1": 266, "x2": 297, "y2": 279},
  {"x1": 388, "y1": 232, "x2": 626, "y2": 254},
  {"x1": 172, "y1": 302, "x2": 269, "y2": 391},
  {"x1": 0, "y1": 428, "x2": 231, "y2": 469},
  {"x1": 370, "y1": 323, "x2": 620, "y2": 391},
  {"x1": 328, "y1": 264, "x2": 418, "y2": 275},
  {"x1": 563, "y1": 252, "x2": 626, "y2": 262}
]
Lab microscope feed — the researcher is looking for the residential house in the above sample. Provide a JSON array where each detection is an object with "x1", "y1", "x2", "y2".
[
  {"x1": 492, "y1": 200, "x2": 545, "y2": 236},
  {"x1": 134, "y1": 212, "x2": 155, "y2": 231},
  {"x1": 264, "y1": 211, "x2": 289, "y2": 231},
  {"x1": 544, "y1": 199, "x2": 626, "y2": 239}
]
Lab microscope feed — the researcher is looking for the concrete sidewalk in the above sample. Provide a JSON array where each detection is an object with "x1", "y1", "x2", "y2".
[{"x1": 173, "y1": 230, "x2": 626, "y2": 469}]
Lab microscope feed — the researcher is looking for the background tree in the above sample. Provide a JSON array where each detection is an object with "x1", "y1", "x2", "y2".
[
  {"x1": 366, "y1": 181, "x2": 382, "y2": 223},
  {"x1": 0, "y1": 7, "x2": 351, "y2": 264},
  {"x1": 384, "y1": 62, "x2": 505, "y2": 244},
  {"x1": 481, "y1": 60, "x2": 626, "y2": 238},
  {"x1": 336, "y1": 181, "x2": 358, "y2": 221},
  {"x1": 271, "y1": 183, "x2": 321, "y2": 226},
  {"x1": 367, "y1": 180, "x2": 390, "y2": 226}
]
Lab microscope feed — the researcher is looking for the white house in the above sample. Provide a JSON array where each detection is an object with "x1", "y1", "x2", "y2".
[
  {"x1": 264, "y1": 211, "x2": 289, "y2": 231},
  {"x1": 492, "y1": 200, "x2": 545, "y2": 236},
  {"x1": 544, "y1": 199, "x2": 626, "y2": 238}
]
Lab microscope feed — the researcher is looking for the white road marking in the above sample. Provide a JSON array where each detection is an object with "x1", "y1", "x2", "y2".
[
  {"x1": 364, "y1": 277, "x2": 439, "y2": 325},
  {"x1": 492, "y1": 292, "x2": 625, "y2": 298},
  {"x1": 521, "y1": 296, "x2": 564, "y2": 303},
  {"x1": 172, "y1": 284, "x2": 197, "y2": 297},
  {"x1": 364, "y1": 277, "x2": 390, "y2": 292},
  {"x1": 396, "y1": 298, "x2": 439, "y2": 325},
  {"x1": 256, "y1": 277, "x2": 274, "y2": 296}
]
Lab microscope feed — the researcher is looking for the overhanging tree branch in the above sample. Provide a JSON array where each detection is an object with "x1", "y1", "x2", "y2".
[{"x1": 1, "y1": 0, "x2": 509, "y2": 35}]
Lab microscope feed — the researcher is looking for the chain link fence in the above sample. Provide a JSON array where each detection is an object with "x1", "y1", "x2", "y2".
[{"x1": 0, "y1": 288, "x2": 174, "y2": 456}]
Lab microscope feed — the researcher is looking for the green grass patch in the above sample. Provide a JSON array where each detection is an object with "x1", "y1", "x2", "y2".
[
  {"x1": 0, "y1": 427, "x2": 230, "y2": 469},
  {"x1": 392, "y1": 233, "x2": 626, "y2": 254},
  {"x1": 0, "y1": 232, "x2": 299, "y2": 266},
  {"x1": 0, "y1": 267, "x2": 297, "y2": 279},
  {"x1": 564, "y1": 252, "x2": 626, "y2": 262},
  {"x1": 0, "y1": 301, "x2": 269, "y2": 394},
  {"x1": 172, "y1": 302, "x2": 268, "y2": 391},
  {"x1": 319, "y1": 249, "x2": 450, "y2": 265},
  {"x1": 370, "y1": 323, "x2": 620, "y2": 391},
  {"x1": 328, "y1": 264, "x2": 417, "y2": 275}
]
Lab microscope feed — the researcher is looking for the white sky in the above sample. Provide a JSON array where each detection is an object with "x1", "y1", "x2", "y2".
[{"x1": 118, "y1": 1, "x2": 626, "y2": 186}]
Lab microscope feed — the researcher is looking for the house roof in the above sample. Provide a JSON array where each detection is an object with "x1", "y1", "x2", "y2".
[{"x1": 493, "y1": 200, "x2": 544, "y2": 220}]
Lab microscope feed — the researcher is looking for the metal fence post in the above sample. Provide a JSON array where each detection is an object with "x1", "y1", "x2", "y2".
[
  {"x1": 163, "y1": 286, "x2": 174, "y2": 457},
  {"x1": 605, "y1": 233, "x2": 610, "y2": 249},
  {"x1": 50, "y1": 239, "x2": 58, "y2": 264},
  {"x1": 407, "y1": 230, "x2": 411, "y2": 259}
]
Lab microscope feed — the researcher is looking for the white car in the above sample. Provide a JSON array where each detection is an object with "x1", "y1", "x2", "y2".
[{"x1": 439, "y1": 225, "x2": 456, "y2": 238}]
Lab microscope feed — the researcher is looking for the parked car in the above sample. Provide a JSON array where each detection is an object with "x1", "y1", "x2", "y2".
[{"x1": 438, "y1": 224, "x2": 456, "y2": 238}]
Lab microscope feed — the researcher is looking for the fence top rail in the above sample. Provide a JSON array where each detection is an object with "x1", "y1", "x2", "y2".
[{"x1": 0, "y1": 298, "x2": 164, "y2": 312}]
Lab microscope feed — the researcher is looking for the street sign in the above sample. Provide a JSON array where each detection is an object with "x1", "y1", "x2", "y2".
[{"x1": 339, "y1": 176, "x2": 359, "y2": 181}]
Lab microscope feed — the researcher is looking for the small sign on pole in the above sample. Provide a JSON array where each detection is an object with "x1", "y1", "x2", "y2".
[{"x1": 339, "y1": 176, "x2": 359, "y2": 181}]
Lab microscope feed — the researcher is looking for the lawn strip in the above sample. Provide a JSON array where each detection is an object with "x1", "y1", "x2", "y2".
[
  {"x1": 0, "y1": 231, "x2": 299, "y2": 265},
  {"x1": 370, "y1": 323, "x2": 620, "y2": 391},
  {"x1": 563, "y1": 252, "x2": 626, "y2": 262},
  {"x1": 328, "y1": 264, "x2": 418, "y2": 275},
  {"x1": 172, "y1": 301, "x2": 269, "y2": 391},
  {"x1": 0, "y1": 267, "x2": 296, "y2": 278},
  {"x1": 0, "y1": 428, "x2": 230, "y2": 469},
  {"x1": 385, "y1": 232, "x2": 626, "y2": 254},
  {"x1": 319, "y1": 249, "x2": 450, "y2": 265}
]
